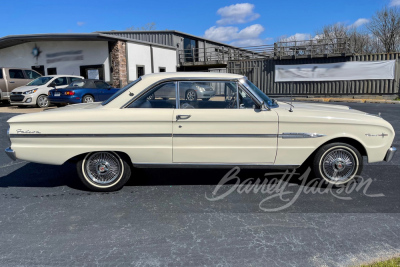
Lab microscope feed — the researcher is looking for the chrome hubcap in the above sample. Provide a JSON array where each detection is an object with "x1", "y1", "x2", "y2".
[
  {"x1": 322, "y1": 148, "x2": 356, "y2": 182},
  {"x1": 85, "y1": 152, "x2": 122, "y2": 184},
  {"x1": 38, "y1": 96, "x2": 48, "y2": 107},
  {"x1": 187, "y1": 91, "x2": 196, "y2": 101}
]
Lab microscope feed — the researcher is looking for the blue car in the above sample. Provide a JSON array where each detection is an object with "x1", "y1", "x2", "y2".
[{"x1": 48, "y1": 79, "x2": 119, "y2": 105}]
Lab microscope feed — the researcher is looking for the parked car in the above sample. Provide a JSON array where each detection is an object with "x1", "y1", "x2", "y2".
[
  {"x1": 5, "y1": 72, "x2": 397, "y2": 192},
  {"x1": 0, "y1": 68, "x2": 41, "y2": 102},
  {"x1": 48, "y1": 79, "x2": 119, "y2": 105},
  {"x1": 147, "y1": 81, "x2": 215, "y2": 101},
  {"x1": 10, "y1": 75, "x2": 83, "y2": 108}
]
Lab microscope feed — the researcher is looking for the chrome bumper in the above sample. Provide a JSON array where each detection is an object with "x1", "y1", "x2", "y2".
[
  {"x1": 385, "y1": 146, "x2": 397, "y2": 162},
  {"x1": 5, "y1": 147, "x2": 16, "y2": 161}
]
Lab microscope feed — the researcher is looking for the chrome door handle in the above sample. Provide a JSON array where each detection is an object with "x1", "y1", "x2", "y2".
[
  {"x1": 9, "y1": 81, "x2": 15, "y2": 83},
  {"x1": 176, "y1": 115, "x2": 191, "y2": 121}
]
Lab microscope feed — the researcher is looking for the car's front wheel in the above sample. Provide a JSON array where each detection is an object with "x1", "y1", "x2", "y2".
[
  {"x1": 36, "y1": 95, "x2": 49, "y2": 108},
  {"x1": 77, "y1": 151, "x2": 131, "y2": 191},
  {"x1": 312, "y1": 142, "x2": 363, "y2": 185}
]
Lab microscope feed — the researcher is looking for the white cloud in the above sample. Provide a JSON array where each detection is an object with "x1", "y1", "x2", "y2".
[
  {"x1": 349, "y1": 18, "x2": 369, "y2": 28},
  {"x1": 204, "y1": 24, "x2": 265, "y2": 46},
  {"x1": 216, "y1": 3, "x2": 260, "y2": 25},
  {"x1": 280, "y1": 33, "x2": 311, "y2": 42},
  {"x1": 77, "y1": 22, "x2": 85, "y2": 26},
  {"x1": 390, "y1": 0, "x2": 400, "y2": 6}
]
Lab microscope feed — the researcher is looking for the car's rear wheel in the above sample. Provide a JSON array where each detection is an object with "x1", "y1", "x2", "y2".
[
  {"x1": 82, "y1": 95, "x2": 94, "y2": 103},
  {"x1": 312, "y1": 142, "x2": 363, "y2": 185},
  {"x1": 185, "y1": 89, "x2": 197, "y2": 101},
  {"x1": 77, "y1": 151, "x2": 131, "y2": 192},
  {"x1": 36, "y1": 95, "x2": 49, "y2": 108}
]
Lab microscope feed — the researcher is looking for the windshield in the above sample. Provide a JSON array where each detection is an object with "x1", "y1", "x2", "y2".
[
  {"x1": 242, "y1": 79, "x2": 275, "y2": 107},
  {"x1": 27, "y1": 77, "x2": 52, "y2": 86},
  {"x1": 102, "y1": 78, "x2": 142, "y2": 106}
]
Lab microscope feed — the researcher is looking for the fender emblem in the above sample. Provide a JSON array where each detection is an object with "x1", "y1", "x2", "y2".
[
  {"x1": 365, "y1": 133, "x2": 388, "y2": 138},
  {"x1": 16, "y1": 129, "x2": 41, "y2": 134}
]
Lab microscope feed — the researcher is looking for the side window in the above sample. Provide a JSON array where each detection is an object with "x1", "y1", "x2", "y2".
[
  {"x1": 0, "y1": 68, "x2": 3, "y2": 79},
  {"x1": 127, "y1": 82, "x2": 176, "y2": 109},
  {"x1": 24, "y1": 70, "x2": 41, "y2": 79},
  {"x1": 178, "y1": 81, "x2": 242, "y2": 109},
  {"x1": 94, "y1": 81, "x2": 110, "y2": 89},
  {"x1": 9, "y1": 69, "x2": 25, "y2": 79},
  {"x1": 53, "y1": 77, "x2": 68, "y2": 86}
]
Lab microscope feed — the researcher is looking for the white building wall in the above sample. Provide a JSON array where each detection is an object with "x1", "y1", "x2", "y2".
[
  {"x1": 0, "y1": 41, "x2": 110, "y2": 81},
  {"x1": 152, "y1": 47, "x2": 177, "y2": 73},
  {"x1": 127, "y1": 43, "x2": 151, "y2": 80}
]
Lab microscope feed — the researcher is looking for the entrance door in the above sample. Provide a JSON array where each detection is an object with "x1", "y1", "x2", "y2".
[{"x1": 172, "y1": 81, "x2": 278, "y2": 164}]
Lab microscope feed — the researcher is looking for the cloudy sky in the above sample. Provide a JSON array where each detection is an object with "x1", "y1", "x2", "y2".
[{"x1": 0, "y1": 0, "x2": 395, "y2": 47}]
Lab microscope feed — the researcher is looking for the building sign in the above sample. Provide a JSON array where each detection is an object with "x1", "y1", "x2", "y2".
[
  {"x1": 275, "y1": 60, "x2": 396, "y2": 82},
  {"x1": 46, "y1": 50, "x2": 84, "y2": 64},
  {"x1": 87, "y1": 69, "x2": 99, "y2": 79}
]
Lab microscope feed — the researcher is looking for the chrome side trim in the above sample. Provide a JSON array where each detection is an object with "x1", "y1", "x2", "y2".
[
  {"x1": 9, "y1": 133, "x2": 326, "y2": 139},
  {"x1": 279, "y1": 133, "x2": 326, "y2": 139},
  {"x1": 385, "y1": 146, "x2": 397, "y2": 162},
  {"x1": 5, "y1": 147, "x2": 16, "y2": 161},
  {"x1": 132, "y1": 163, "x2": 300, "y2": 169}
]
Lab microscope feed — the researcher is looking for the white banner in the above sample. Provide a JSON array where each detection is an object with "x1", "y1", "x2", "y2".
[{"x1": 275, "y1": 60, "x2": 396, "y2": 82}]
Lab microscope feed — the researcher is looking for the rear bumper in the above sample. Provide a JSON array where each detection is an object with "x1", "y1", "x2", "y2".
[
  {"x1": 384, "y1": 146, "x2": 397, "y2": 162},
  {"x1": 5, "y1": 147, "x2": 16, "y2": 161}
]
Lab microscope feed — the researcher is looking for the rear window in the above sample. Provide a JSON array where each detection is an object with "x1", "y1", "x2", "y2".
[
  {"x1": 24, "y1": 70, "x2": 41, "y2": 79},
  {"x1": 70, "y1": 80, "x2": 85, "y2": 87}
]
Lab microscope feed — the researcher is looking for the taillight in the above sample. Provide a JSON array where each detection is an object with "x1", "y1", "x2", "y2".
[{"x1": 65, "y1": 91, "x2": 75, "y2": 95}]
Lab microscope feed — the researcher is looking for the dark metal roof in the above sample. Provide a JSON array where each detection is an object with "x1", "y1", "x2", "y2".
[
  {"x1": 96, "y1": 30, "x2": 240, "y2": 49},
  {"x1": 0, "y1": 33, "x2": 176, "y2": 50}
]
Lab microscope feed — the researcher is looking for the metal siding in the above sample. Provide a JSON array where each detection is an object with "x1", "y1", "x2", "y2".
[{"x1": 227, "y1": 53, "x2": 400, "y2": 96}]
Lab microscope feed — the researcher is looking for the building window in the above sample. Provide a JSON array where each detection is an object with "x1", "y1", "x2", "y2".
[
  {"x1": 137, "y1": 66, "x2": 145, "y2": 78},
  {"x1": 47, "y1": 68, "x2": 57, "y2": 75},
  {"x1": 80, "y1": 65, "x2": 104, "y2": 81},
  {"x1": 159, "y1": 67, "x2": 166, "y2": 72}
]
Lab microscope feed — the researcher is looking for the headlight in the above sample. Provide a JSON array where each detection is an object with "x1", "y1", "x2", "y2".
[
  {"x1": 24, "y1": 89, "x2": 38, "y2": 94},
  {"x1": 195, "y1": 85, "x2": 205, "y2": 92}
]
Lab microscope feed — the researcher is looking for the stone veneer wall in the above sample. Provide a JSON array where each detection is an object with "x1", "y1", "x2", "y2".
[{"x1": 110, "y1": 41, "x2": 128, "y2": 88}]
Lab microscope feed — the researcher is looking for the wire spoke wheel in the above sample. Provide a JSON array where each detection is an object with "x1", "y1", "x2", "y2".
[
  {"x1": 84, "y1": 152, "x2": 122, "y2": 185},
  {"x1": 321, "y1": 148, "x2": 356, "y2": 182}
]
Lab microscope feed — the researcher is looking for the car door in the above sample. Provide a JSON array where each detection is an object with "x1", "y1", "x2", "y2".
[
  {"x1": 172, "y1": 81, "x2": 279, "y2": 164},
  {"x1": 94, "y1": 81, "x2": 113, "y2": 101}
]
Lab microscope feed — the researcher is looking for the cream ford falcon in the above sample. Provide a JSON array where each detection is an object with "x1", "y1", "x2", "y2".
[{"x1": 5, "y1": 72, "x2": 397, "y2": 191}]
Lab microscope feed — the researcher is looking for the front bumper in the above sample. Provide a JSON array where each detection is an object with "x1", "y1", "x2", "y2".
[
  {"x1": 384, "y1": 146, "x2": 397, "y2": 162},
  {"x1": 5, "y1": 147, "x2": 16, "y2": 161}
]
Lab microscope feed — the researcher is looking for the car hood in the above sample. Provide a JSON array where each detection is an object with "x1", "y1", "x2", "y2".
[
  {"x1": 11, "y1": 85, "x2": 39, "y2": 93},
  {"x1": 276, "y1": 101, "x2": 367, "y2": 114}
]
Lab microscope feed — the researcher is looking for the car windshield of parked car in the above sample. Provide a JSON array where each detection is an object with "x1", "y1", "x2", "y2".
[
  {"x1": 26, "y1": 77, "x2": 52, "y2": 86},
  {"x1": 102, "y1": 78, "x2": 141, "y2": 106},
  {"x1": 242, "y1": 79, "x2": 276, "y2": 107}
]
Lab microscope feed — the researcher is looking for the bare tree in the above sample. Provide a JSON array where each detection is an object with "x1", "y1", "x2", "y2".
[
  {"x1": 367, "y1": 6, "x2": 400, "y2": 53},
  {"x1": 126, "y1": 22, "x2": 157, "y2": 31}
]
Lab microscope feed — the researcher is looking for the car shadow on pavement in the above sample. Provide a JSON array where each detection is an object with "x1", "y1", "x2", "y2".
[
  {"x1": 1, "y1": 162, "x2": 305, "y2": 190},
  {"x1": 0, "y1": 162, "x2": 86, "y2": 190}
]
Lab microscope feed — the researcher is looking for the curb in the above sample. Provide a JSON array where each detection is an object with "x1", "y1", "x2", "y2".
[{"x1": 294, "y1": 98, "x2": 400, "y2": 104}]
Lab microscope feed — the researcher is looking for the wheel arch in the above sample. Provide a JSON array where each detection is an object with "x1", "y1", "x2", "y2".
[{"x1": 67, "y1": 150, "x2": 133, "y2": 165}]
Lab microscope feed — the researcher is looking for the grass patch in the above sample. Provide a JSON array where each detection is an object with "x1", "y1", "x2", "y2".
[
  {"x1": 358, "y1": 257, "x2": 400, "y2": 267},
  {"x1": 394, "y1": 97, "x2": 400, "y2": 101}
]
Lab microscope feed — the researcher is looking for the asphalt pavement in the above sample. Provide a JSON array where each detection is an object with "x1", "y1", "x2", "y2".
[{"x1": 0, "y1": 102, "x2": 399, "y2": 266}]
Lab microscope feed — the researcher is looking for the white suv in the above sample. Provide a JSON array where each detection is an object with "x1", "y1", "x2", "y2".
[{"x1": 10, "y1": 75, "x2": 83, "y2": 108}]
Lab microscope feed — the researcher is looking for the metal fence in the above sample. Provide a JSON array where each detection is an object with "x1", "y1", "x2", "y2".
[{"x1": 227, "y1": 53, "x2": 400, "y2": 96}]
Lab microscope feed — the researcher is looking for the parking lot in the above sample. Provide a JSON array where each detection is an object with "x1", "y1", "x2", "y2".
[{"x1": 0, "y1": 102, "x2": 399, "y2": 266}]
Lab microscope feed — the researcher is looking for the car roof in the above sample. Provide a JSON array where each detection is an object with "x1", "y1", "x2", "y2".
[
  {"x1": 44, "y1": 75, "x2": 83, "y2": 78},
  {"x1": 140, "y1": 72, "x2": 244, "y2": 81}
]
